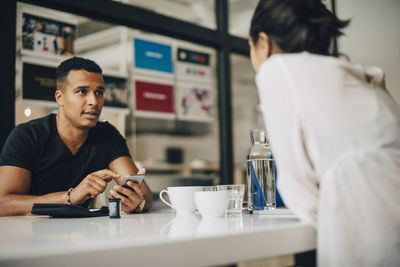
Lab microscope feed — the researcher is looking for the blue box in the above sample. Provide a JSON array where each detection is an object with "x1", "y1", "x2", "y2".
[{"x1": 134, "y1": 38, "x2": 173, "y2": 73}]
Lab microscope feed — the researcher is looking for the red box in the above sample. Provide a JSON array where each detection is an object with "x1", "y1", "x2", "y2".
[{"x1": 135, "y1": 81, "x2": 174, "y2": 113}]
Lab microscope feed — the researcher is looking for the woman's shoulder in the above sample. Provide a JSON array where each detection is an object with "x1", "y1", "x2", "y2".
[
  {"x1": 272, "y1": 52, "x2": 358, "y2": 80},
  {"x1": 274, "y1": 52, "x2": 342, "y2": 68}
]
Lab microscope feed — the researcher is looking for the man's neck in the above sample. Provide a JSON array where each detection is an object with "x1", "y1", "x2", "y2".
[{"x1": 56, "y1": 114, "x2": 89, "y2": 155}]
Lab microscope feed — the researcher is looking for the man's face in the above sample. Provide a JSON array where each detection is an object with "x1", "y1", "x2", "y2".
[{"x1": 56, "y1": 70, "x2": 105, "y2": 129}]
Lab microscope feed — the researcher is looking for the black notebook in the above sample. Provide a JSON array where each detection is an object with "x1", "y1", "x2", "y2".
[{"x1": 31, "y1": 203, "x2": 109, "y2": 218}]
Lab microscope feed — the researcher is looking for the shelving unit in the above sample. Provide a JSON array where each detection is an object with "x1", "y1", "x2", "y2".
[{"x1": 14, "y1": 3, "x2": 221, "y2": 190}]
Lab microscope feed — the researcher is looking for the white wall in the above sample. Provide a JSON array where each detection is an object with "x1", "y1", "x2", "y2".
[
  {"x1": 337, "y1": 0, "x2": 400, "y2": 104},
  {"x1": 231, "y1": 54, "x2": 264, "y2": 165}
]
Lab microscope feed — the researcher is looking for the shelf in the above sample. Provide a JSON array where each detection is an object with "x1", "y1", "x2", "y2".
[
  {"x1": 20, "y1": 49, "x2": 71, "y2": 63},
  {"x1": 143, "y1": 161, "x2": 219, "y2": 174}
]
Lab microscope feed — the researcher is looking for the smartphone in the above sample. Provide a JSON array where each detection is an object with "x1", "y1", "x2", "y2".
[{"x1": 121, "y1": 174, "x2": 145, "y2": 189}]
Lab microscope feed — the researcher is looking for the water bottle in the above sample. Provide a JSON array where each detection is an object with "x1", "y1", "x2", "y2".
[{"x1": 247, "y1": 129, "x2": 276, "y2": 212}]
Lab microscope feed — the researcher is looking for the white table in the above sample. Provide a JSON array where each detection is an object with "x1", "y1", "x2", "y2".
[{"x1": 0, "y1": 209, "x2": 316, "y2": 267}]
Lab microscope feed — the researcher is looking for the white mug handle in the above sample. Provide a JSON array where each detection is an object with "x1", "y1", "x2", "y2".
[{"x1": 159, "y1": 190, "x2": 174, "y2": 209}]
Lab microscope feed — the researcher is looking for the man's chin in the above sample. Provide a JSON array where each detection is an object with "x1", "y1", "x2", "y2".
[{"x1": 79, "y1": 119, "x2": 99, "y2": 129}]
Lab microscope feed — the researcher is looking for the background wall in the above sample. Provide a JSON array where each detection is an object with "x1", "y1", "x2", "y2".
[
  {"x1": 231, "y1": 54, "x2": 264, "y2": 164},
  {"x1": 337, "y1": 0, "x2": 400, "y2": 104}
]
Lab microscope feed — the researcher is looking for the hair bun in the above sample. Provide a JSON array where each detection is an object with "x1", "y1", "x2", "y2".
[{"x1": 250, "y1": 0, "x2": 350, "y2": 56}]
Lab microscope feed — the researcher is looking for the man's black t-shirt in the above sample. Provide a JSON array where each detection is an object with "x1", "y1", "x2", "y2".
[{"x1": 0, "y1": 114, "x2": 131, "y2": 196}]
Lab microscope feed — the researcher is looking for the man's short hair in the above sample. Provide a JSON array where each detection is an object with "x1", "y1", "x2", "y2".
[{"x1": 56, "y1": 57, "x2": 103, "y2": 85}]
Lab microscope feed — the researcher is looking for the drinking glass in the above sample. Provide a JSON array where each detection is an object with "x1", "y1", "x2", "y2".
[{"x1": 217, "y1": 184, "x2": 245, "y2": 215}]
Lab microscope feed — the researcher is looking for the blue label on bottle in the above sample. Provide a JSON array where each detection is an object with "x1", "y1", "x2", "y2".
[
  {"x1": 270, "y1": 154, "x2": 285, "y2": 207},
  {"x1": 250, "y1": 161, "x2": 267, "y2": 210}
]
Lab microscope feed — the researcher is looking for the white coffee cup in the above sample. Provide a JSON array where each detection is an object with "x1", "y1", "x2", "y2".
[
  {"x1": 159, "y1": 186, "x2": 202, "y2": 215},
  {"x1": 195, "y1": 191, "x2": 230, "y2": 217}
]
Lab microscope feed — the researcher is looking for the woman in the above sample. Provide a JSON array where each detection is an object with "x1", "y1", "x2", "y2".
[{"x1": 249, "y1": 0, "x2": 400, "y2": 266}]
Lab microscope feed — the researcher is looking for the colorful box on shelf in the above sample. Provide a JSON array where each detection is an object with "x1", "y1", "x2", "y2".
[
  {"x1": 175, "y1": 83, "x2": 214, "y2": 122},
  {"x1": 134, "y1": 38, "x2": 173, "y2": 74},
  {"x1": 176, "y1": 47, "x2": 214, "y2": 83},
  {"x1": 135, "y1": 80, "x2": 175, "y2": 119},
  {"x1": 21, "y1": 12, "x2": 76, "y2": 58}
]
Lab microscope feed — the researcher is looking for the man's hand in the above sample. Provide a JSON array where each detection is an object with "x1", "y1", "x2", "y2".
[
  {"x1": 70, "y1": 169, "x2": 120, "y2": 205},
  {"x1": 108, "y1": 168, "x2": 146, "y2": 213}
]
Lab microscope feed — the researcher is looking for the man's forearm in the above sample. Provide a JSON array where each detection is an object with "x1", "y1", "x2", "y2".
[{"x1": 0, "y1": 191, "x2": 68, "y2": 216}]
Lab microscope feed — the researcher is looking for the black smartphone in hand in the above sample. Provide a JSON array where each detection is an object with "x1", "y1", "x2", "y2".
[
  {"x1": 121, "y1": 174, "x2": 145, "y2": 189},
  {"x1": 117, "y1": 174, "x2": 145, "y2": 198}
]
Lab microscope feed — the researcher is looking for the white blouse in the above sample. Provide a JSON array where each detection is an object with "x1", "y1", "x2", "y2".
[{"x1": 256, "y1": 52, "x2": 400, "y2": 267}]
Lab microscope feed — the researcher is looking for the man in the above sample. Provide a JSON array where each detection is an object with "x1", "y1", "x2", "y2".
[{"x1": 0, "y1": 57, "x2": 152, "y2": 216}]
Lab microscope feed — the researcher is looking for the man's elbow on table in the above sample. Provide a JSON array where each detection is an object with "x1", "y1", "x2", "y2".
[{"x1": 0, "y1": 166, "x2": 33, "y2": 216}]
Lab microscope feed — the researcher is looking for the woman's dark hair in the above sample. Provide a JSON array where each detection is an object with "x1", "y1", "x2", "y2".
[
  {"x1": 250, "y1": 0, "x2": 350, "y2": 55},
  {"x1": 56, "y1": 57, "x2": 102, "y2": 83}
]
